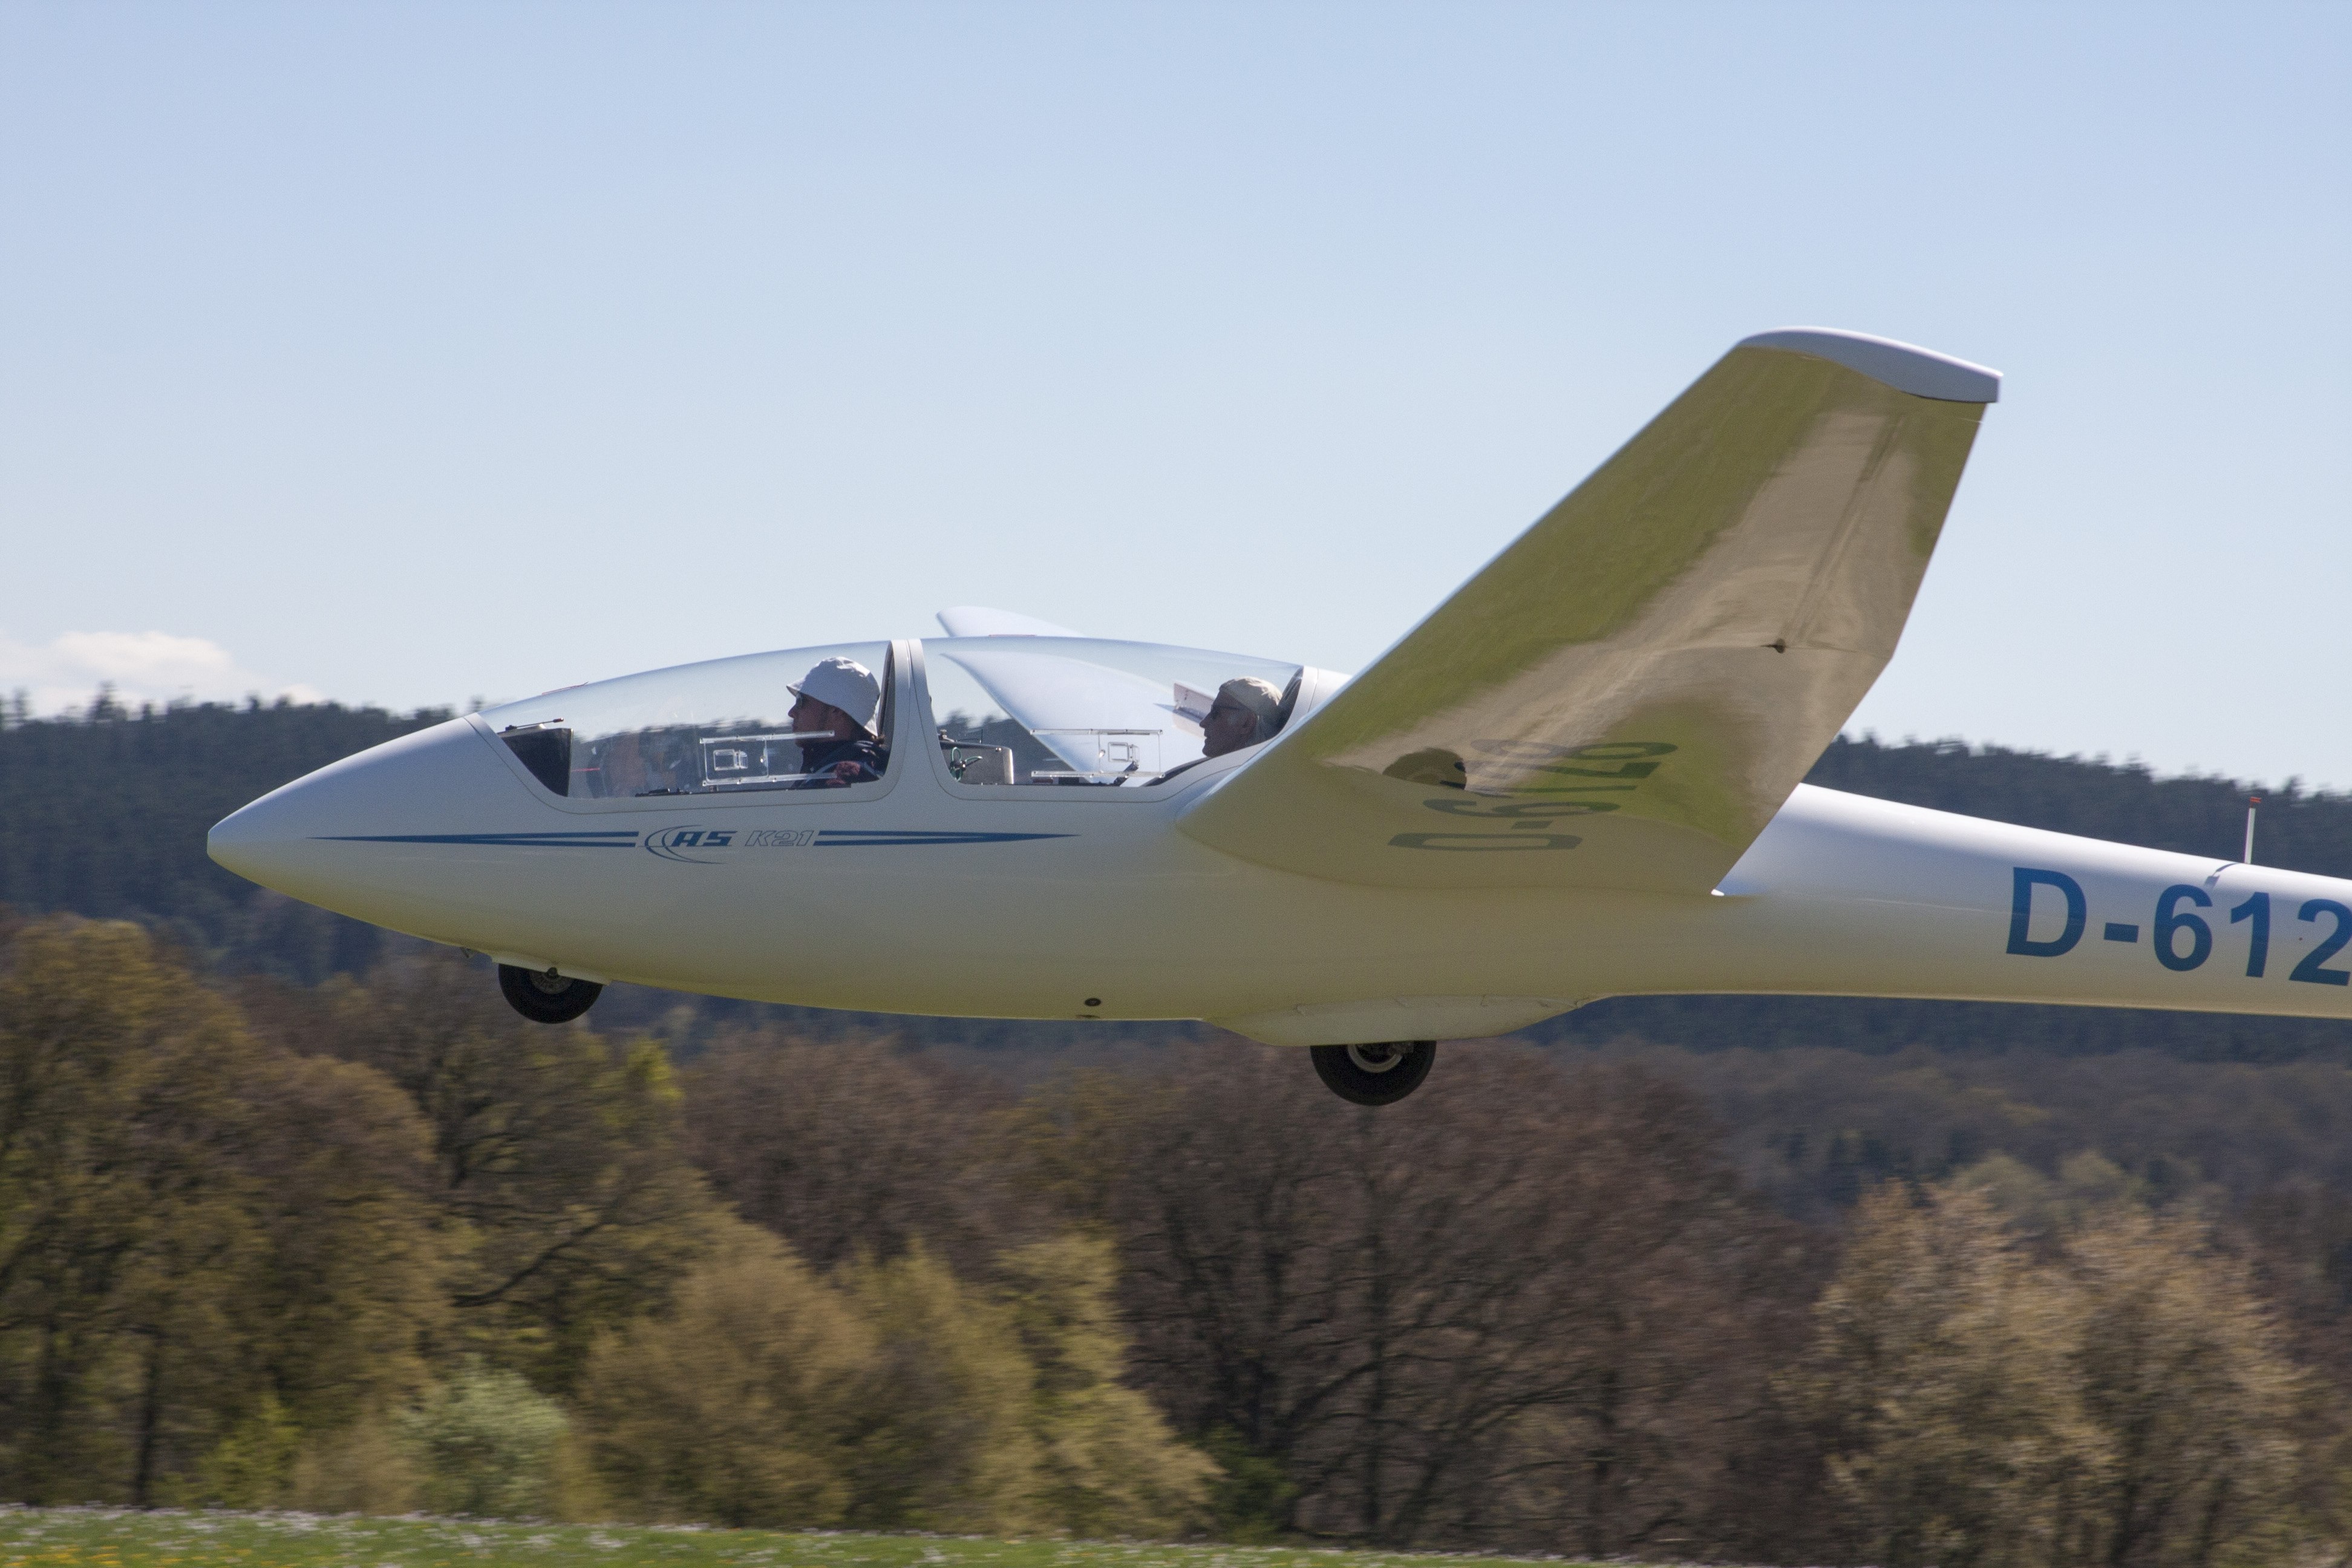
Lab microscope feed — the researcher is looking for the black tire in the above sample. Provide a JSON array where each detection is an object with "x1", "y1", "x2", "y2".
[
  {"x1": 1310, "y1": 1040, "x2": 1436, "y2": 1106},
  {"x1": 498, "y1": 963, "x2": 604, "y2": 1024}
]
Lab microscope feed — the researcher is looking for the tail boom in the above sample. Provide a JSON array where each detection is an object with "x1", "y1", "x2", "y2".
[{"x1": 1681, "y1": 785, "x2": 2352, "y2": 1019}]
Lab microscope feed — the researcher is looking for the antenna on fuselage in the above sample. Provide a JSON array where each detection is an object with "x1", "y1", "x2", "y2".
[{"x1": 2245, "y1": 795, "x2": 2261, "y2": 864}]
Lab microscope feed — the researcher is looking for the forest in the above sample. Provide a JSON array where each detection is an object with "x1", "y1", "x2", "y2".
[{"x1": 4, "y1": 694, "x2": 2352, "y2": 1564}]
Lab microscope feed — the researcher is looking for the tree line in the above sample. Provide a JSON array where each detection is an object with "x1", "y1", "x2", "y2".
[
  {"x1": 5, "y1": 912, "x2": 2350, "y2": 1564},
  {"x1": 0, "y1": 693, "x2": 446, "y2": 983}
]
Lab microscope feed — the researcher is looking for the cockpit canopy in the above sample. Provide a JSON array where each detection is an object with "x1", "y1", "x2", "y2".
[
  {"x1": 926, "y1": 637, "x2": 1301, "y2": 786},
  {"x1": 479, "y1": 638, "x2": 1308, "y2": 799}
]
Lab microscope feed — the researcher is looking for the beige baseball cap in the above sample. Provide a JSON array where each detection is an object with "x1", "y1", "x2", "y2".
[{"x1": 1215, "y1": 677, "x2": 1284, "y2": 728}]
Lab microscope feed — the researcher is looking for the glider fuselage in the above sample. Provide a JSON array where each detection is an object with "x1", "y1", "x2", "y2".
[{"x1": 207, "y1": 702, "x2": 2352, "y2": 1045}]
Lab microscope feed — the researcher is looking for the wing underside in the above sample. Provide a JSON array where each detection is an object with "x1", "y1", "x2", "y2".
[{"x1": 1178, "y1": 329, "x2": 1998, "y2": 893}]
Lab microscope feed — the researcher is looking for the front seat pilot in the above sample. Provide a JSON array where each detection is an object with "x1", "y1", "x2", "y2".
[{"x1": 788, "y1": 656, "x2": 889, "y2": 788}]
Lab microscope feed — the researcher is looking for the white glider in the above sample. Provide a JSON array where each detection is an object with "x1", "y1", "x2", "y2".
[{"x1": 210, "y1": 328, "x2": 2352, "y2": 1103}]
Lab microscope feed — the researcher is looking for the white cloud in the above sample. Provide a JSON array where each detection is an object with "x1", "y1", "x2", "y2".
[{"x1": 0, "y1": 630, "x2": 324, "y2": 717}]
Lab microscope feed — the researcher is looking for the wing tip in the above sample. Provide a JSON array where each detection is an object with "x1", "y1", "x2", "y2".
[{"x1": 1737, "y1": 327, "x2": 2002, "y2": 404}]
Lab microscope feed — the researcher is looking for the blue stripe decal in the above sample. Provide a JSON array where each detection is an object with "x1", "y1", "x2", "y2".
[
  {"x1": 311, "y1": 828, "x2": 1067, "y2": 849},
  {"x1": 314, "y1": 832, "x2": 639, "y2": 847},
  {"x1": 814, "y1": 830, "x2": 1072, "y2": 846}
]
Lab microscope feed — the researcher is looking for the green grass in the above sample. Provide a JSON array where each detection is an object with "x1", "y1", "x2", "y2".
[{"x1": 0, "y1": 1511, "x2": 1617, "y2": 1568}]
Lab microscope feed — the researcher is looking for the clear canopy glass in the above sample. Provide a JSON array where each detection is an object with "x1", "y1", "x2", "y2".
[
  {"x1": 475, "y1": 635, "x2": 1304, "y2": 800},
  {"x1": 479, "y1": 642, "x2": 893, "y2": 799},
  {"x1": 922, "y1": 637, "x2": 1302, "y2": 786}
]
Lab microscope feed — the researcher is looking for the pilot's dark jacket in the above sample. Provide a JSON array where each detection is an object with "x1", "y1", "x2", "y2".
[{"x1": 795, "y1": 734, "x2": 889, "y2": 789}]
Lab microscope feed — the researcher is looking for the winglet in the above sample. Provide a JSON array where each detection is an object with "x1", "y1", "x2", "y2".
[{"x1": 1737, "y1": 328, "x2": 2001, "y2": 403}]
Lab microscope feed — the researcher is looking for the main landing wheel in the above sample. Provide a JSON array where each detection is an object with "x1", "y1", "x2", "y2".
[
  {"x1": 498, "y1": 963, "x2": 604, "y2": 1024},
  {"x1": 1310, "y1": 1040, "x2": 1436, "y2": 1106}
]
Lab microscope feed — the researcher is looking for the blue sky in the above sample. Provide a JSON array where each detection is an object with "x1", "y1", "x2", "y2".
[{"x1": 2, "y1": 4, "x2": 2346, "y2": 785}]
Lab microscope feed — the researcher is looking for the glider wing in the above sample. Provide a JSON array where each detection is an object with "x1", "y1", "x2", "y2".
[{"x1": 1177, "y1": 328, "x2": 1999, "y2": 892}]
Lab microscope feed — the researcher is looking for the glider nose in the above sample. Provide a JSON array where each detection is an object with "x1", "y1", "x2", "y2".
[
  {"x1": 208, "y1": 774, "x2": 365, "y2": 895},
  {"x1": 207, "y1": 716, "x2": 519, "y2": 907},
  {"x1": 207, "y1": 784, "x2": 307, "y2": 890}
]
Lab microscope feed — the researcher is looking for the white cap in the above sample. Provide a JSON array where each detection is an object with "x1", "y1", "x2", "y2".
[{"x1": 789, "y1": 656, "x2": 883, "y2": 736}]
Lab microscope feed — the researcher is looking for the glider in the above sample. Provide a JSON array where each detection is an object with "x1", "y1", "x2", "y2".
[{"x1": 211, "y1": 328, "x2": 2352, "y2": 1104}]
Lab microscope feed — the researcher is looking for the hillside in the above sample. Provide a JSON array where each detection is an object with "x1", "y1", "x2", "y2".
[{"x1": 0, "y1": 693, "x2": 447, "y2": 981}]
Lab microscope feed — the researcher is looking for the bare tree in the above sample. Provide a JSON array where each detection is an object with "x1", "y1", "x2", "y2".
[
  {"x1": 1010, "y1": 1042, "x2": 1813, "y2": 1557},
  {"x1": 681, "y1": 1031, "x2": 1032, "y2": 1275}
]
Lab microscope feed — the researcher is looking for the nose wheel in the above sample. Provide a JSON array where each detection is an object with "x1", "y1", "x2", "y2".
[
  {"x1": 1310, "y1": 1040, "x2": 1436, "y2": 1105},
  {"x1": 498, "y1": 963, "x2": 604, "y2": 1024}
]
